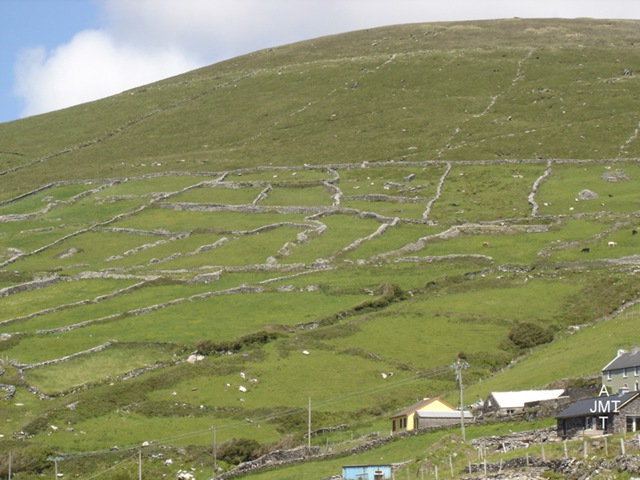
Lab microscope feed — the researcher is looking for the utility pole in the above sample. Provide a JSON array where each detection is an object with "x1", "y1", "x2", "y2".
[
  {"x1": 213, "y1": 426, "x2": 217, "y2": 479},
  {"x1": 451, "y1": 356, "x2": 469, "y2": 441},
  {"x1": 308, "y1": 397, "x2": 311, "y2": 450},
  {"x1": 48, "y1": 456, "x2": 62, "y2": 480}
]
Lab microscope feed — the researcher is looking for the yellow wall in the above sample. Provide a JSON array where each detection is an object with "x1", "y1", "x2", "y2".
[
  {"x1": 407, "y1": 412, "x2": 415, "y2": 431},
  {"x1": 391, "y1": 397, "x2": 457, "y2": 434},
  {"x1": 420, "y1": 399, "x2": 457, "y2": 412}
]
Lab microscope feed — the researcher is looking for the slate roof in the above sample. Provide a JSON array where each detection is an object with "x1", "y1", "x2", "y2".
[
  {"x1": 556, "y1": 392, "x2": 639, "y2": 419},
  {"x1": 602, "y1": 349, "x2": 640, "y2": 372},
  {"x1": 488, "y1": 390, "x2": 566, "y2": 409}
]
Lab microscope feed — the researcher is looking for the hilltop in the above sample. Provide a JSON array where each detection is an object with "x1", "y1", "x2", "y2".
[{"x1": 0, "y1": 18, "x2": 639, "y2": 479}]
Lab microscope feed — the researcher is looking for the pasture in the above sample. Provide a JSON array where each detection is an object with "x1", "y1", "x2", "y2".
[{"x1": 0, "y1": 18, "x2": 639, "y2": 479}]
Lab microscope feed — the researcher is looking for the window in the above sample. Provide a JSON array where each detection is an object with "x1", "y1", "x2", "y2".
[
  {"x1": 607, "y1": 370, "x2": 612, "y2": 381},
  {"x1": 627, "y1": 416, "x2": 639, "y2": 432},
  {"x1": 635, "y1": 366, "x2": 639, "y2": 377},
  {"x1": 585, "y1": 416, "x2": 595, "y2": 430},
  {"x1": 624, "y1": 368, "x2": 628, "y2": 378}
]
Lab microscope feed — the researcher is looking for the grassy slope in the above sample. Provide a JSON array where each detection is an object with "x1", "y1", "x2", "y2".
[{"x1": 0, "y1": 18, "x2": 639, "y2": 479}]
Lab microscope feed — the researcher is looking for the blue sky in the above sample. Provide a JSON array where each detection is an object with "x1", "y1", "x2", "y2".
[
  {"x1": 2, "y1": 0, "x2": 640, "y2": 124},
  {"x1": 1, "y1": 0, "x2": 93, "y2": 122}
]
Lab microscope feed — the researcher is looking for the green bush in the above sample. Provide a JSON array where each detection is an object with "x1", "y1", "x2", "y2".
[
  {"x1": 507, "y1": 322, "x2": 554, "y2": 349},
  {"x1": 217, "y1": 438, "x2": 261, "y2": 465},
  {"x1": 0, "y1": 443, "x2": 55, "y2": 477},
  {"x1": 195, "y1": 330, "x2": 282, "y2": 355}
]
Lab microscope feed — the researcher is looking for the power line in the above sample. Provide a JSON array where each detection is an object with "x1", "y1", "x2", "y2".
[
  {"x1": 450, "y1": 357, "x2": 469, "y2": 441},
  {"x1": 49, "y1": 365, "x2": 459, "y2": 478}
]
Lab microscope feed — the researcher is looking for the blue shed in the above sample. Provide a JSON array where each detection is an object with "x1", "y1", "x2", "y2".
[{"x1": 341, "y1": 464, "x2": 392, "y2": 480}]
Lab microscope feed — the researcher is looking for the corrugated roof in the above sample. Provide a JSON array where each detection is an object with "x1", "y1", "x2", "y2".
[
  {"x1": 556, "y1": 392, "x2": 639, "y2": 419},
  {"x1": 489, "y1": 390, "x2": 566, "y2": 409},
  {"x1": 416, "y1": 410, "x2": 473, "y2": 419}
]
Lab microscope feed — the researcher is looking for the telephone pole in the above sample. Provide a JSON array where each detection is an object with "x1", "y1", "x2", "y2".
[
  {"x1": 308, "y1": 397, "x2": 311, "y2": 450},
  {"x1": 212, "y1": 426, "x2": 217, "y2": 479},
  {"x1": 451, "y1": 357, "x2": 469, "y2": 441}
]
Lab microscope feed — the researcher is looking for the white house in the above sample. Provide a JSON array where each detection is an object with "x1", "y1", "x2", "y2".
[{"x1": 483, "y1": 390, "x2": 567, "y2": 415}]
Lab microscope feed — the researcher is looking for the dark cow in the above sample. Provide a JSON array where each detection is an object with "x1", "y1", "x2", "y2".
[{"x1": 581, "y1": 247, "x2": 590, "y2": 253}]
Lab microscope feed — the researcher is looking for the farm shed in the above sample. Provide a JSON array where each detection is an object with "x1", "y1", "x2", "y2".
[
  {"x1": 341, "y1": 464, "x2": 392, "y2": 480},
  {"x1": 483, "y1": 390, "x2": 567, "y2": 415},
  {"x1": 602, "y1": 347, "x2": 640, "y2": 394},
  {"x1": 390, "y1": 397, "x2": 471, "y2": 434},
  {"x1": 556, "y1": 391, "x2": 640, "y2": 438},
  {"x1": 415, "y1": 409, "x2": 474, "y2": 430}
]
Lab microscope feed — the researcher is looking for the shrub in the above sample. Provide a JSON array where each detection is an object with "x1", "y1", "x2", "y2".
[
  {"x1": 0, "y1": 443, "x2": 55, "y2": 477},
  {"x1": 507, "y1": 322, "x2": 554, "y2": 349},
  {"x1": 466, "y1": 351, "x2": 511, "y2": 371},
  {"x1": 196, "y1": 330, "x2": 282, "y2": 355},
  {"x1": 217, "y1": 438, "x2": 261, "y2": 465}
]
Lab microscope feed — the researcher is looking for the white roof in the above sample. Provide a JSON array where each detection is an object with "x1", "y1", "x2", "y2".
[{"x1": 489, "y1": 390, "x2": 565, "y2": 409}]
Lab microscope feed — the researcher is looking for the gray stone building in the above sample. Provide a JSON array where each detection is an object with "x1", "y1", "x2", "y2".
[{"x1": 556, "y1": 391, "x2": 640, "y2": 438}]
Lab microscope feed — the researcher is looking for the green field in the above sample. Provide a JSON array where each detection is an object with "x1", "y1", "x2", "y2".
[{"x1": 0, "y1": 18, "x2": 640, "y2": 479}]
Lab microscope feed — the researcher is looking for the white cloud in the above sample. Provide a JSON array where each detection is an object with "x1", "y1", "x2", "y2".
[
  {"x1": 12, "y1": 0, "x2": 640, "y2": 118},
  {"x1": 14, "y1": 28, "x2": 197, "y2": 117},
  {"x1": 14, "y1": 0, "x2": 358, "y2": 118}
]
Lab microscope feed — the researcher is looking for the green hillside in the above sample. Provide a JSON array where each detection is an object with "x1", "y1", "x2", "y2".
[{"x1": 0, "y1": 18, "x2": 639, "y2": 479}]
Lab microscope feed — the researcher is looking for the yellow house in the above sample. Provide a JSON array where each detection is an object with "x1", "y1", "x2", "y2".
[{"x1": 390, "y1": 397, "x2": 461, "y2": 434}]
